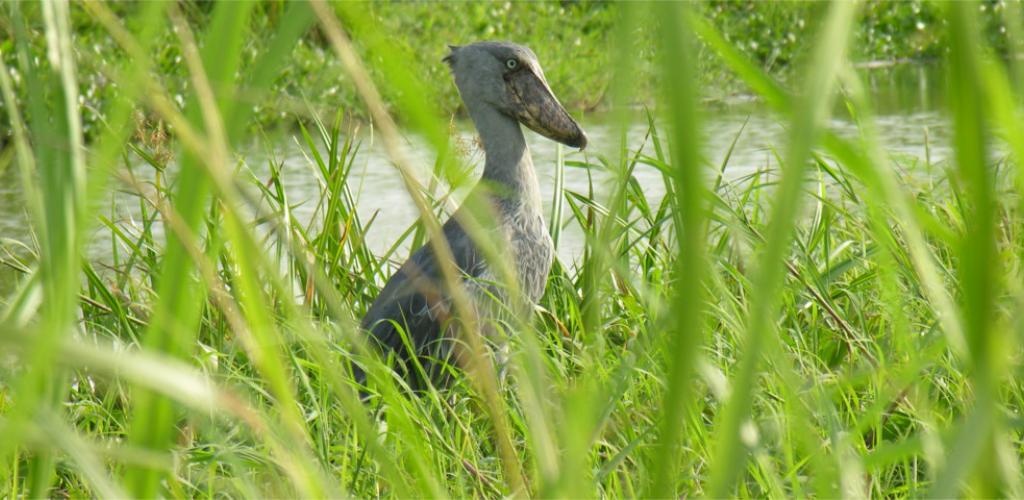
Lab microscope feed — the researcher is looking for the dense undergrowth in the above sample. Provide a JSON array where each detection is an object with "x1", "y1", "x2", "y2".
[
  {"x1": 1, "y1": 0, "x2": 1020, "y2": 143},
  {"x1": 3, "y1": 1, "x2": 1024, "y2": 498}
]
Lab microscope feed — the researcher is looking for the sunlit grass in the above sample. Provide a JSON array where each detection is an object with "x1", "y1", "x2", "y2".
[{"x1": 2, "y1": 1, "x2": 1024, "y2": 497}]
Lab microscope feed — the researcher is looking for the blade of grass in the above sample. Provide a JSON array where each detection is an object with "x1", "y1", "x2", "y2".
[
  {"x1": 1, "y1": 1, "x2": 87, "y2": 495},
  {"x1": 122, "y1": 3, "x2": 257, "y2": 496},
  {"x1": 647, "y1": 2, "x2": 707, "y2": 497},
  {"x1": 166, "y1": 6, "x2": 335, "y2": 495},
  {"x1": 706, "y1": 2, "x2": 859, "y2": 495},
  {"x1": 545, "y1": 5, "x2": 644, "y2": 496},
  {"x1": 928, "y1": 2, "x2": 1004, "y2": 496},
  {"x1": 550, "y1": 144, "x2": 566, "y2": 249}
]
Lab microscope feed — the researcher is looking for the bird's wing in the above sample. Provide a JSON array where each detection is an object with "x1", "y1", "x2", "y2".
[{"x1": 360, "y1": 217, "x2": 488, "y2": 362}]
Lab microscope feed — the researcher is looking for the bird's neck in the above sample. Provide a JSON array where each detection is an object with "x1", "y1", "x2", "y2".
[{"x1": 468, "y1": 105, "x2": 542, "y2": 211}]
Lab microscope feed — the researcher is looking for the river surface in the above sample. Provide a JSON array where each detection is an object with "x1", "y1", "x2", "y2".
[{"x1": 0, "y1": 65, "x2": 951, "y2": 296}]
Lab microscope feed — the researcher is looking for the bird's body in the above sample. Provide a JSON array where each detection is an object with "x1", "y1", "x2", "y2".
[{"x1": 360, "y1": 41, "x2": 586, "y2": 387}]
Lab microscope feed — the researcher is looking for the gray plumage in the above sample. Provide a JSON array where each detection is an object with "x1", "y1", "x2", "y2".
[{"x1": 360, "y1": 41, "x2": 587, "y2": 388}]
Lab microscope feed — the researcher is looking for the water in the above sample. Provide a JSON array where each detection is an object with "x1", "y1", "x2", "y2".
[{"x1": 0, "y1": 64, "x2": 952, "y2": 296}]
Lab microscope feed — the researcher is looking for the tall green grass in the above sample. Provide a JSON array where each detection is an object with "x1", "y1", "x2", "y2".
[{"x1": 2, "y1": 0, "x2": 1024, "y2": 497}]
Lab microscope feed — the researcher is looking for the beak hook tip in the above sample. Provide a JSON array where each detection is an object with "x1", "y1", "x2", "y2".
[{"x1": 575, "y1": 130, "x2": 589, "y2": 151}]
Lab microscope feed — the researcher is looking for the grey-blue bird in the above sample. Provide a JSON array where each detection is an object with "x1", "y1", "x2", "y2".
[{"x1": 359, "y1": 41, "x2": 587, "y2": 388}]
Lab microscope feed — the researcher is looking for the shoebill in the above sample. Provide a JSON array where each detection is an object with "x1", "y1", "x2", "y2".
[{"x1": 359, "y1": 41, "x2": 587, "y2": 388}]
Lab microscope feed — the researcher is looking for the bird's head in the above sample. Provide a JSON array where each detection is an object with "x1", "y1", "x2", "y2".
[{"x1": 444, "y1": 41, "x2": 587, "y2": 150}]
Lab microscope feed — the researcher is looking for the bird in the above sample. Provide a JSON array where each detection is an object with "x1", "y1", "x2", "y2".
[{"x1": 358, "y1": 41, "x2": 587, "y2": 390}]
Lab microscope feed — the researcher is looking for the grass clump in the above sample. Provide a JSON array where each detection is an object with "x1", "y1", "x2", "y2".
[{"x1": 3, "y1": 1, "x2": 1024, "y2": 498}]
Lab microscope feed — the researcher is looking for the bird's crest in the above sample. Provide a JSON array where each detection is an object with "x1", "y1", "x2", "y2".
[{"x1": 442, "y1": 44, "x2": 461, "y2": 66}]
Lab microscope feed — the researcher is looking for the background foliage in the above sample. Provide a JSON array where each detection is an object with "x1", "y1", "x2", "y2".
[{"x1": 1, "y1": 0, "x2": 1017, "y2": 144}]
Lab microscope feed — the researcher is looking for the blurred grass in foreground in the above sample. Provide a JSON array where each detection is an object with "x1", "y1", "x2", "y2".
[{"x1": 2, "y1": 0, "x2": 1024, "y2": 497}]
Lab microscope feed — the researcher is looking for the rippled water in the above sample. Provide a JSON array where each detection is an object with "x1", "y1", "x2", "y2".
[
  {"x1": 260, "y1": 107, "x2": 950, "y2": 263},
  {"x1": 0, "y1": 64, "x2": 952, "y2": 295}
]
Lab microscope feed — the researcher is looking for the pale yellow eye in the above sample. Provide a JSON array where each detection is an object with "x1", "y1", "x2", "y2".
[{"x1": 506, "y1": 59, "x2": 518, "y2": 70}]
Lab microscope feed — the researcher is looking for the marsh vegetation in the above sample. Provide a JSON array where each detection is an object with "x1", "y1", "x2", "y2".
[{"x1": 2, "y1": 1, "x2": 1024, "y2": 497}]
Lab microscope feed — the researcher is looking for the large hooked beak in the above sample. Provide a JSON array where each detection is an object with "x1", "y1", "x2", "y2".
[{"x1": 505, "y1": 67, "x2": 588, "y2": 150}]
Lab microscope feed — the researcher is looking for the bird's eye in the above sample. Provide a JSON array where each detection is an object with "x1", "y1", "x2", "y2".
[{"x1": 506, "y1": 59, "x2": 518, "y2": 70}]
